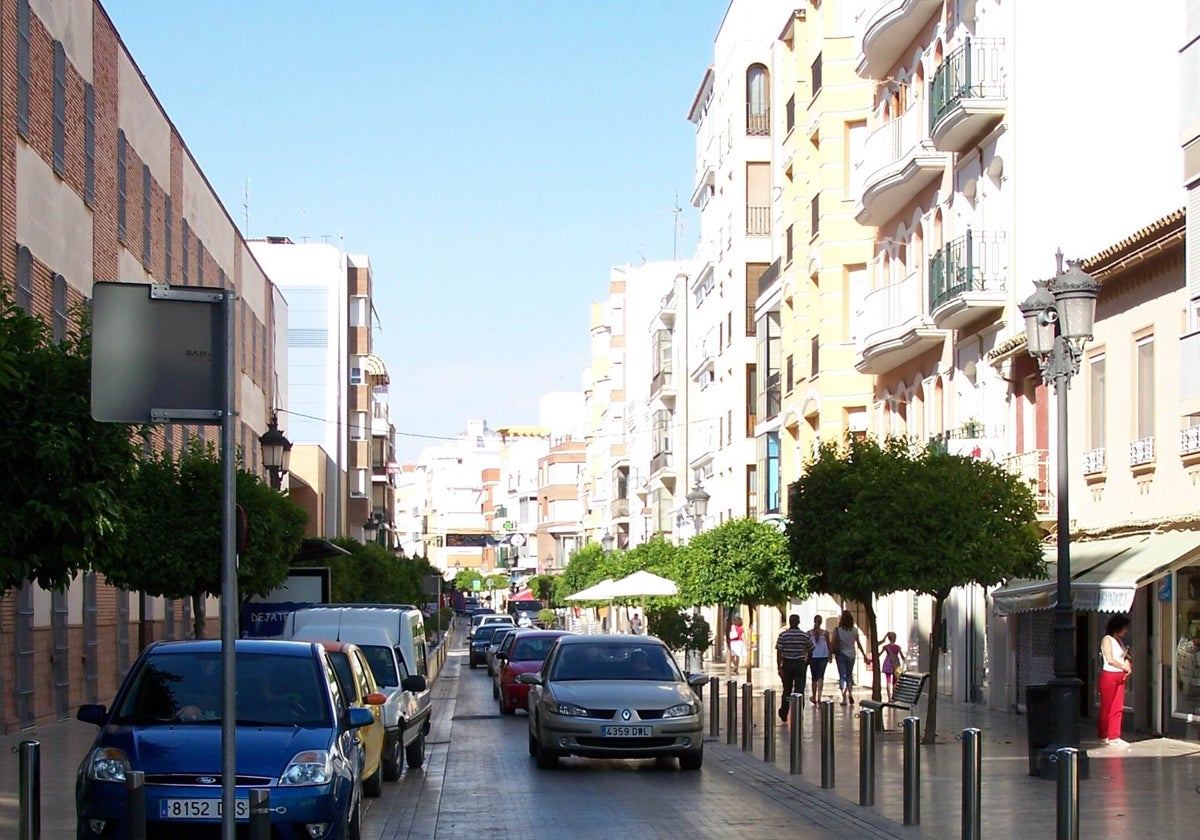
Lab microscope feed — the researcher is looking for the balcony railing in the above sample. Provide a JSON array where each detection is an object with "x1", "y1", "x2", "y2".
[
  {"x1": 862, "y1": 102, "x2": 926, "y2": 182},
  {"x1": 612, "y1": 498, "x2": 630, "y2": 518},
  {"x1": 928, "y1": 231, "x2": 1007, "y2": 311},
  {"x1": 1002, "y1": 449, "x2": 1054, "y2": 516},
  {"x1": 746, "y1": 205, "x2": 771, "y2": 236},
  {"x1": 855, "y1": 270, "x2": 924, "y2": 353},
  {"x1": 650, "y1": 451, "x2": 674, "y2": 475},
  {"x1": 1181, "y1": 425, "x2": 1200, "y2": 456},
  {"x1": 650, "y1": 368, "x2": 674, "y2": 396},
  {"x1": 929, "y1": 38, "x2": 1006, "y2": 131},
  {"x1": 747, "y1": 107, "x2": 771, "y2": 136},
  {"x1": 1082, "y1": 447, "x2": 1106, "y2": 475},
  {"x1": 1129, "y1": 437, "x2": 1155, "y2": 467}
]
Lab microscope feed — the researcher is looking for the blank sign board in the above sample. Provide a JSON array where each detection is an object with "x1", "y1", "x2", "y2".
[{"x1": 91, "y1": 282, "x2": 225, "y2": 423}]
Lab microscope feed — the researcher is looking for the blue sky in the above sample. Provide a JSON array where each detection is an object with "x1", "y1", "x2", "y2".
[{"x1": 104, "y1": 1, "x2": 731, "y2": 460}]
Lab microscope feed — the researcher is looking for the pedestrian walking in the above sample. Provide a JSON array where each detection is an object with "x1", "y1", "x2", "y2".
[
  {"x1": 833, "y1": 610, "x2": 869, "y2": 706},
  {"x1": 1099, "y1": 613, "x2": 1133, "y2": 747},
  {"x1": 728, "y1": 615, "x2": 747, "y2": 672},
  {"x1": 878, "y1": 631, "x2": 904, "y2": 702},
  {"x1": 776, "y1": 614, "x2": 814, "y2": 722},
  {"x1": 808, "y1": 615, "x2": 830, "y2": 704}
]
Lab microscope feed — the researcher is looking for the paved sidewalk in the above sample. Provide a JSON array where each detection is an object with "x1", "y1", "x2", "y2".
[{"x1": 697, "y1": 661, "x2": 1200, "y2": 839}]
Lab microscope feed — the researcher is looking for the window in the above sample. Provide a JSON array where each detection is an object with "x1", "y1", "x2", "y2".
[
  {"x1": 53, "y1": 42, "x2": 67, "y2": 175},
  {"x1": 196, "y1": 242, "x2": 204, "y2": 284},
  {"x1": 181, "y1": 219, "x2": 189, "y2": 284},
  {"x1": 811, "y1": 52, "x2": 823, "y2": 97},
  {"x1": 810, "y1": 192, "x2": 821, "y2": 238},
  {"x1": 758, "y1": 431, "x2": 781, "y2": 514},
  {"x1": 846, "y1": 121, "x2": 867, "y2": 198},
  {"x1": 786, "y1": 354, "x2": 794, "y2": 392},
  {"x1": 746, "y1": 162, "x2": 771, "y2": 236},
  {"x1": 350, "y1": 296, "x2": 368, "y2": 327},
  {"x1": 164, "y1": 196, "x2": 172, "y2": 282},
  {"x1": 785, "y1": 94, "x2": 796, "y2": 134},
  {"x1": 727, "y1": 409, "x2": 733, "y2": 445},
  {"x1": 1135, "y1": 337, "x2": 1154, "y2": 441},
  {"x1": 786, "y1": 224, "x2": 795, "y2": 264},
  {"x1": 16, "y1": 246, "x2": 33, "y2": 314},
  {"x1": 1088, "y1": 353, "x2": 1106, "y2": 450},
  {"x1": 757, "y1": 311, "x2": 782, "y2": 421},
  {"x1": 811, "y1": 335, "x2": 820, "y2": 378},
  {"x1": 84, "y1": 84, "x2": 96, "y2": 205},
  {"x1": 142, "y1": 164, "x2": 152, "y2": 270},
  {"x1": 53, "y1": 274, "x2": 68, "y2": 342},
  {"x1": 746, "y1": 363, "x2": 757, "y2": 435},
  {"x1": 17, "y1": 0, "x2": 30, "y2": 138},
  {"x1": 746, "y1": 263, "x2": 768, "y2": 335},
  {"x1": 351, "y1": 411, "x2": 368, "y2": 441},
  {"x1": 746, "y1": 64, "x2": 770, "y2": 135},
  {"x1": 117, "y1": 131, "x2": 127, "y2": 243},
  {"x1": 352, "y1": 469, "x2": 368, "y2": 497},
  {"x1": 746, "y1": 465, "x2": 758, "y2": 519}
]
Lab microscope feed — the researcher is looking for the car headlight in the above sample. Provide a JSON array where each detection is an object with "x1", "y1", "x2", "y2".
[
  {"x1": 279, "y1": 750, "x2": 333, "y2": 786},
  {"x1": 86, "y1": 747, "x2": 131, "y2": 782},
  {"x1": 663, "y1": 702, "x2": 698, "y2": 718},
  {"x1": 555, "y1": 702, "x2": 590, "y2": 717}
]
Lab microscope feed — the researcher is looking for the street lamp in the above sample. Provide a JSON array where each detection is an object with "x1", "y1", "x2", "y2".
[
  {"x1": 685, "y1": 481, "x2": 710, "y2": 534},
  {"x1": 258, "y1": 410, "x2": 292, "y2": 490},
  {"x1": 600, "y1": 531, "x2": 614, "y2": 555},
  {"x1": 1019, "y1": 251, "x2": 1099, "y2": 778}
]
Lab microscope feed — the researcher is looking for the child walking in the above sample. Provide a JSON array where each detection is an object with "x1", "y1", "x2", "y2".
[{"x1": 879, "y1": 632, "x2": 903, "y2": 701}]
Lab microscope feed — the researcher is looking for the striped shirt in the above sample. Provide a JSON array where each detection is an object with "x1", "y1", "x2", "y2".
[{"x1": 776, "y1": 627, "x2": 815, "y2": 661}]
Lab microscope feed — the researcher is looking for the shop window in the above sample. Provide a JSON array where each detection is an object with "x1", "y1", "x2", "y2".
[{"x1": 1175, "y1": 566, "x2": 1200, "y2": 717}]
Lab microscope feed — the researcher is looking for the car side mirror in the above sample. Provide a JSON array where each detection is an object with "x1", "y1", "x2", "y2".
[
  {"x1": 402, "y1": 675, "x2": 428, "y2": 693},
  {"x1": 687, "y1": 673, "x2": 709, "y2": 688},
  {"x1": 515, "y1": 673, "x2": 542, "y2": 686},
  {"x1": 364, "y1": 692, "x2": 387, "y2": 706},
  {"x1": 347, "y1": 707, "x2": 375, "y2": 730},
  {"x1": 76, "y1": 703, "x2": 108, "y2": 726}
]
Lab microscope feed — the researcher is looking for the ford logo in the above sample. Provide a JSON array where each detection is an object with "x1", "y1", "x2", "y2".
[
  {"x1": 197, "y1": 776, "x2": 218, "y2": 785},
  {"x1": 621, "y1": 709, "x2": 631, "y2": 721}
]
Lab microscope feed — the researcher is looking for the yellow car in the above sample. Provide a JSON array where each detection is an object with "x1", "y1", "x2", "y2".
[{"x1": 318, "y1": 640, "x2": 388, "y2": 796}]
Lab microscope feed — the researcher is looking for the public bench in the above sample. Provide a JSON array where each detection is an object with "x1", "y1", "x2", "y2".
[{"x1": 859, "y1": 672, "x2": 929, "y2": 729}]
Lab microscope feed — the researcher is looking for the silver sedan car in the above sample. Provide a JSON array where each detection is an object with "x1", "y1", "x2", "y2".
[{"x1": 518, "y1": 634, "x2": 708, "y2": 770}]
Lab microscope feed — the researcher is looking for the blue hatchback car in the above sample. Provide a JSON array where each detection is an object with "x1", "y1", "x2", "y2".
[{"x1": 74, "y1": 638, "x2": 375, "y2": 840}]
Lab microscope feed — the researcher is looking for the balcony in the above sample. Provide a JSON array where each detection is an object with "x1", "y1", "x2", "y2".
[
  {"x1": 650, "y1": 451, "x2": 675, "y2": 481},
  {"x1": 929, "y1": 38, "x2": 1006, "y2": 153},
  {"x1": 1129, "y1": 437, "x2": 1156, "y2": 468},
  {"x1": 1182, "y1": 331, "x2": 1200, "y2": 405},
  {"x1": 928, "y1": 231, "x2": 1007, "y2": 330},
  {"x1": 690, "y1": 328, "x2": 717, "y2": 381},
  {"x1": 1002, "y1": 449, "x2": 1055, "y2": 519},
  {"x1": 855, "y1": 104, "x2": 949, "y2": 226},
  {"x1": 656, "y1": 290, "x2": 676, "y2": 327},
  {"x1": 612, "y1": 498, "x2": 630, "y2": 519},
  {"x1": 857, "y1": 0, "x2": 943, "y2": 80},
  {"x1": 1181, "y1": 426, "x2": 1200, "y2": 457},
  {"x1": 1082, "y1": 448, "x2": 1106, "y2": 475},
  {"x1": 854, "y1": 270, "x2": 944, "y2": 374},
  {"x1": 747, "y1": 205, "x2": 771, "y2": 237},
  {"x1": 650, "y1": 367, "x2": 676, "y2": 403}
]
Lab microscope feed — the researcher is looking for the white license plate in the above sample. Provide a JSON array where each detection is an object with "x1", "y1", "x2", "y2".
[
  {"x1": 602, "y1": 725, "x2": 652, "y2": 737},
  {"x1": 160, "y1": 798, "x2": 249, "y2": 820}
]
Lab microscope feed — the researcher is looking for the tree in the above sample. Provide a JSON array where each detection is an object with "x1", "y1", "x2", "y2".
[
  {"x1": 0, "y1": 290, "x2": 143, "y2": 592},
  {"x1": 100, "y1": 440, "x2": 307, "y2": 638},
  {"x1": 295, "y1": 537, "x2": 441, "y2": 605},
  {"x1": 679, "y1": 518, "x2": 803, "y2": 612},
  {"x1": 526, "y1": 573, "x2": 557, "y2": 605}
]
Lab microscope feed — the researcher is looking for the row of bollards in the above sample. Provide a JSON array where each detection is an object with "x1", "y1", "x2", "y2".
[{"x1": 703, "y1": 683, "x2": 1084, "y2": 839}]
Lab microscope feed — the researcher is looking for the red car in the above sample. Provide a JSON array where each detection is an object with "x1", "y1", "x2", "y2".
[{"x1": 496, "y1": 630, "x2": 571, "y2": 715}]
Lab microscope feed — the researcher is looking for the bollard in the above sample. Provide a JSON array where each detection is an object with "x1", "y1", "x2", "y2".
[
  {"x1": 820, "y1": 698, "x2": 835, "y2": 789},
  {"x1": 250, "y1": 788, "x2": 271, "y2": 840},
  {"x1": 126, "y1": 770, "x2": 146, "y2": 840},
  {"x1": 18, "y1": 740, "x2": 40, "y2": 840},
  {"x1": 726, "y1": 680, "x2": 737, "y2": 745},
  {"x1": 859, "y1": 708, "x2": 876, "y2": 806},
  {"x1": 763, "y1": 689, "x2": 776, "y2": 763},
  {"x1": 709, "y1": 676, "x2": 720, "y2": 738},
  {"x1": 902, "y1": 717, "x2": 921, "y2": 826},
  {"x1": 1055, "y1": 747, "x2": 1080, "y2": 840},
  {"x1": 741, "y1": 682, "x2": 753, "y2": 752},
  {"x1": 961, "y1": 728, "x2": 982, "y2": 840},
  {"x1": 789, "y1": 693, "x2": 803, "y2": 775}
]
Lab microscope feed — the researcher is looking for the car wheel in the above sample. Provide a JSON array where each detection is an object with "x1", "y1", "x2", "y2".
[
  {"x1": 362, "y1": 757, "x2": 383, "y2": 797},
  {"x1": 405, "y1": 730, "x2": 426, "y2": 769},
  {"x1": 381, "y1": 734, "x2": 402, "y2": 781},
  {"x1": 533, "y1": 727, "x2": 558, "y2": 769},
  {"x1": 499, "y1": 696, "x2": 515, "y2": 716},
  {"x1": 679, "y1": 748, "x2": 704, "y2": 771}
]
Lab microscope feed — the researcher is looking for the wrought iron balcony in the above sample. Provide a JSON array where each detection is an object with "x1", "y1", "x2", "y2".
[
  {"x1": 1002, "y1": 449, "x2": 1054, "y2": 517},
  {"x1": 1129, "y1": 437, "x2": 1155, "y2": 467},
  {"x1": 928, "y1": 231, "x2": 1007, "y2": 330},
  {"x1": 1082, "y1": 447, "x2": 1106, "y2": 475},
  {"x1": 1181, "y1": 425, "x2": 1200, "y2": 457},
  {"x1": 929, "y1": 38, "x2": 1006, "y2": 152},
  {"x1": 746, "y1": 107, "x2": 771, "y2": 137}
]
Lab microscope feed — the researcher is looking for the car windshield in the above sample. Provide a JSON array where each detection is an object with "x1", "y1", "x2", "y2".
[
  {"x1": 113, "y1": 651, "x2": 330, "y2": 727},
  {"x1": 510, "y1": 600, "x2": 543, "y2": 612},
  {"x1": 358, "y1": 645, "x2": 399, "y2": 688},
  {"x1": 549, "y1": 644, "x2": 681, "y2": 682},
  {"x1": 510, "y1": 637, "x2": 557, "y2": 662}
]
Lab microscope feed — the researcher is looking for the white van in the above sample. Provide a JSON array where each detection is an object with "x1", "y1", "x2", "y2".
[{"x1": 284, "y1": 605, "x2": 432, "y2": 775}]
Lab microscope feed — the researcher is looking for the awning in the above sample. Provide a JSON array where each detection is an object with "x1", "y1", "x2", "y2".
[{"x1": 993, "y1": 531, "x2": 1200, "y2": 616}]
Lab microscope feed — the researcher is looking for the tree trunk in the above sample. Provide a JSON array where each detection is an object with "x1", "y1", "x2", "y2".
[
  {"x1": 863, "y1": 599, "x2": 881, "y2": 702},
  {"x1": 192, "y1": 591, "x2": 207, "y2": 640},
  {"x1": 922, "y1": 594, "x2": 945, "y2": 745}
]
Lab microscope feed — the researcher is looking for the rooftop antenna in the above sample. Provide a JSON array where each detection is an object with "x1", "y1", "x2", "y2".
[
  {"x1": 240, "y1": 177, "x2": 250, "y2": 237},
  {"x1": 658, "y1": 193, "x2": 684, "y2": 260}
]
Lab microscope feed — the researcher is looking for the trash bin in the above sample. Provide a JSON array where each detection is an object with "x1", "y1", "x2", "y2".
[{"x1": 1025, "y1": 684, "x2": 1052, "y2": 776}]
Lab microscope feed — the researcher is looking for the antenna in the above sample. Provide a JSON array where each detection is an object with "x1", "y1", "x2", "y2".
[
  {"x1": 671, "y1": 191, "x2": 684, "y2": 261},
  {"x1": 241, "y1": 177, "x2": 250, "y2": 237}
]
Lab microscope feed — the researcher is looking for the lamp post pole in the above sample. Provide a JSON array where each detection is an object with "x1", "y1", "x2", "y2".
[{"x1": 1020, "y1": 253, "x2": 1099, "y2": 779}]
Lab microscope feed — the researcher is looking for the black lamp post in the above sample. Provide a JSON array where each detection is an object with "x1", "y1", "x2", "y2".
[
  {"x1": 685, "y1": 481, "x2": 710, "y2": 535},
  {"x1": 1019, "y1": 251, "x2": 1100, "y2": 778},
  {"x1": 258, "y1": 411, "x2": 292, "y2": 490}
]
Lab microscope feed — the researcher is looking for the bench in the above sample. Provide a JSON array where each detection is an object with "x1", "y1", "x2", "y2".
[{"x1": 859, "y1": 672, "x2": 929, "y2": 730}]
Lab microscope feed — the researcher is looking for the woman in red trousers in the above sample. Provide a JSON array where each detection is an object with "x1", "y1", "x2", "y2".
[{"x1": 1098, "y1": 613, "x2": 1132, "y2": 747}]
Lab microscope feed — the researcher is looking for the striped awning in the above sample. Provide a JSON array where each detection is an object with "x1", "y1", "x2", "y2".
[{"x1": 362, "y1": 354, "x2": 388, "y2": 377}]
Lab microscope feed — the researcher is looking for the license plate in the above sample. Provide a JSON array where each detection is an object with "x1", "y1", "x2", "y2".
[
  {"x1": 160, "y1": 798, "x2": 250, "y2": 820},
  {"x1": 602, "y1": 725, "x2": 651, "y2": 737}
]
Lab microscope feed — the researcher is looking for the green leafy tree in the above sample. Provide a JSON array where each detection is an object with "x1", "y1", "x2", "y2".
[
  {"x1": 526, "y1": 573, "x2": 557, "y2": 605},
  {"x1": 294, "y1": 537, "x2": 441, "y2": 605},
  {"x1": 0, "y1": 290, "x2": 143, "y2": 592},
  {"x1": 679, "y1": 517, "x2": 804, "y2": 613},
  {"x1": 101, "y1": 440, "x2": 307, "y2": 638}
]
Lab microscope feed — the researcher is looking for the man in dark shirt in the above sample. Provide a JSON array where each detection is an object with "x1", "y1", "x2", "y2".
[{"x1": 776, "y1": 613, "x2": 814, "y2": 722}]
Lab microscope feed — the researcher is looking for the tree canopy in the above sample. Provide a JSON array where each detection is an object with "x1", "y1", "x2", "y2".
[
  {"x1": 679, "y1": 517, "x2": 803, "y2": 611},
  {"x1": 295, "y1": 538, "x2": 441, "y2": 605}
]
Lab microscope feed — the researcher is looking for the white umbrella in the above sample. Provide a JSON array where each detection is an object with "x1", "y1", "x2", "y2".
[
  {"x1": 565, "y1": 578, "x2": 618, "y2": 601},
  {"x1": 607, "y1": 570, "x2": 678, "y2": 598}
]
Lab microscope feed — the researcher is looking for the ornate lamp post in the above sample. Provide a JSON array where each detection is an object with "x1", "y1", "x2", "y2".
[
  {"x1": 1019, "y1": 252, "x2": 1100, "y2": 778},
  {"x1": 258, "y1": 410, "x2": 292, "y2": 490},
  {"x1": 600, "y1": 531, "x2": 615, "y2": 555},
  {"x1": 685, "y1": 481, "x2": 710, "y2": 534}
]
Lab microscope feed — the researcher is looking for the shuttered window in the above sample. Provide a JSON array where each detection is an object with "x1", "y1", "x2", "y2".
[
  {"x1": 117, "y1": 130, "x2": 127, "y2": 243},
  {"x1": 164, "y1": 196, "x2": 172, "y2": 282},
  {"x1": 53, "y1": 275, "x2": 68, "y2": 342},
  {"x1": 84, "y1": 84, "x2": 96, "y2": 205},
  {"x1": 16, "y1": 0, "x2": 30, "y2": 138},
  {"x1": 142, "y1": 164, "x2": 151, "y2": 270},
  {"x1": 16, "y1": 246, "x2": 33, "y2": 314},
  {"x1": 181, "y1": 219, "x2": 190, "y2": 284},
  {"x1": 53, "y1": 42, "x2": 67, "y2": 174}
]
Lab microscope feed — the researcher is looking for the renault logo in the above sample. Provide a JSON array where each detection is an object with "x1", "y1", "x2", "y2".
[{"x1": 621, "y1": 709, "x2": 631, "y2": 721}]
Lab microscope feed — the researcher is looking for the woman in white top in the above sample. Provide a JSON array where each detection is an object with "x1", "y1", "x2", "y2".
[
  {"x1": 1098, "y1": 613, "x2": 1133, "y2": 747},
  {"x1": 833, "y1": 610, "x2": 869, "y2": 705}
]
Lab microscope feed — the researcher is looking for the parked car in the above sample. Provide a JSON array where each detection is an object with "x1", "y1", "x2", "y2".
[
  {"x1": 468, "y1": 612, "x2": 514, "y2": 642},
  {"x1": 520, "y1": 634, "x2": 708, "y2": 770},
  {"x1": 507, "y1": 599, "x2": 545, "y2": 627},
  {"x1": 495, "y1": 630, "x2": 571, "y2": 714},
  {"x1": 486, "y1": 627, "x2": 521, "y2": 678},
  {"x1": 317, "y1": 641, "x2": 388, "y2": 797},
  {"x1": 469, "y1": 624, "x2": 507, "y2": 669},
  {"x1": 74, "y1": 639, "x2": 374, "y2": 839}
]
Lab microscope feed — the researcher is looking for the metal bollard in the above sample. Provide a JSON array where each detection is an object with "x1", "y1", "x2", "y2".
[
  {"x1": 859, "y1": 708, "x2": 876, "y2": 806},
  {"x1": 741, "y1": 682, "x2": 753, "y2": 752},
  {"x1": 902, "y1": 717, "x2": 921, "y2": 826},
  {"x1": 250, "y1": 788, "x2": 270, "y2": 840},
  {"x1": 961, "y1": 728, "x2": 982, "y2": 840},
  {"x1": 726, "y1": 680, "x2": 737, "y2": 744},
  {"x1": 709, "y1": 676, "x2": 720, "y2": 738},
  {"x1": 1055, "y1": 747, "x2": 1080, "y2": 840},
  {"x1": 126, "y1": 770, "x2": 146, "y2": 840},
  {"x1": 763, "y1": 689, "x2": 776, "y2": 762},
  {"x1": 789, "y1": 694, "x2": 803, "y2": 775},
  {"x1": 820, "y1": 698, "x2": 835, "y2": 789},
  {"x1": 18, "y1": 740, "x2": 40, "y2": 840}
]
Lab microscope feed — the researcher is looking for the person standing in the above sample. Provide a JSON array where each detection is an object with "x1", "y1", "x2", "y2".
[
  {"x1": 833, "y1": 610, "x2": 869, "y2": 706},
  {"x1": 1098, "y1": 613, "x2": 1133, "y2": 747},
  {"x1": 776, "y1": 614, "x2": 814, "y2": 722},
  {"x1": 808, "y1": 616, "x2": 831, "y2": 704},
  {"x1": 728, "y1": 615, "x2": 747, "y2": 673},
  {"x1": 630, "y1": 612, "x2": 643, "y2": 635},
  {"x1": 878, "y1": 631, "x2": 903, "y2": 702}
]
